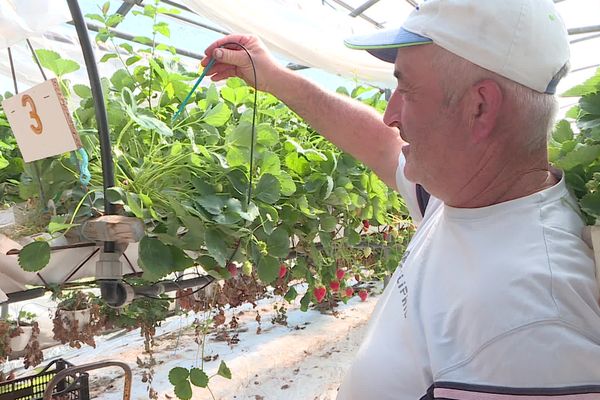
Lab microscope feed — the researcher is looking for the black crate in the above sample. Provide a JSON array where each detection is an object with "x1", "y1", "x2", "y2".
[{"x1": 0, "y1": 359, "x2": 89, "y2": 400}]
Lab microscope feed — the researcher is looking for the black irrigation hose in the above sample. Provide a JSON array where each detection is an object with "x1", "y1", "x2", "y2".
[{"x1": 67, "y1": 0, "x2": 116, "y2": 253}]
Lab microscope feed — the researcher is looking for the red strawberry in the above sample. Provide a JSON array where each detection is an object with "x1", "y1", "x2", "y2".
[
  {"x1": 345, "y1": 287, "x2": 354, "y2": 297},
  {"x1": 362, "y1": 219, "x2": 370, "y2": 232},
  {"x1": 227, "y1": 263, "x2": 237, "y2": 277},
  {"x1": 383, "y1": 232, "x2": 389, "y2": 241},
  {"x1": 313, "y1": 286, "x2": 326, "y2": 303},
  {"x1": 358, "y1": 289, "x2": 368, "y2": 302},
  {"x1": 335, "y1": 268, "x2": 345, "y2": 280},
  {"x1": 278, "y1": 264, "x2": 287, "y2": 279},
  {"x1": 329, "y1": 280, "x2": 340, "y2": 292}
]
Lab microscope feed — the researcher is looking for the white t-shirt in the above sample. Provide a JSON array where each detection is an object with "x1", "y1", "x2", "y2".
[{"x1": 337, "y1": 154, "x2": 600, "y2": 400}]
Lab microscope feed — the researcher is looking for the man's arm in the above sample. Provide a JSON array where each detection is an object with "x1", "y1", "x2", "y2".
[{"x1": 203, "y1": 35, "x2": 404, "y2": 188}]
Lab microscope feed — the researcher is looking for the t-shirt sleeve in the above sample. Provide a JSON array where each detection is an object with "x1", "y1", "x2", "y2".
[
  {"x1": 431, "y1": 322, "x2": 600, "y2": 398},
  {"x1": 395, "y1": 153, "x2": 425, "y2": 225}
]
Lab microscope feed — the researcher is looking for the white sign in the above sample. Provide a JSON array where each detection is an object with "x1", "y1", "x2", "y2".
[{"x1": 1, "y1": 78, "x2": 82, "y2": 162}]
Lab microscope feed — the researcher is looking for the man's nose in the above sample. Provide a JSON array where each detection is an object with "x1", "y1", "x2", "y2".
[{"x1": 383, "y1": 91, "x2": 402, "y2": 127}]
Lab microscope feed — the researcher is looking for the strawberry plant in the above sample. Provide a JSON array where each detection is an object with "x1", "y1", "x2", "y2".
[{"x1": 549, "y1": 67, "x2": 600, "y2": 224}]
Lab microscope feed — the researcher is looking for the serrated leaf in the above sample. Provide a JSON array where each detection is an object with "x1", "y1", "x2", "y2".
[
  {"x1": 255, "y1": 174, "x2": 281, "y2": 204},
  {"x1": 217, "y1": 361, "x2": 232, "y2": 379},
  {"x1": 189, "y1": 368, "x2": 209, "y2": 388},
  {"x1": 168, "y1": 367, "x2": 189, "y2": 385},
  {"x1": 201, "y1": 103, "x2": 231, "y2": 127},
  {"x1": 205, "y1": 228, "x2": 228, "y2": 267},
  {"x1": 174, "y1": 381, "x2": 192, "y2": 400},
  {"x1": 266, "y1": 227, "x2": 290, "y2": 258},
  {"x1": 257, "y1": 255, "x2": 279, "y2": 284},
  {"x1": 256, "y1": 123, "x2": 279, "y2": 147},
  {"x1": 581, "y1": 192, "x2": 600, "y2": 219},
  {"x1": 552, "y1": 120, "x2": 573, "y2": 143},
  {"x1": 18, "y1": 241, "x2": 50, "y2": 272},
  {"x1": 139, "y1": 236, "x2": 173, "y2": 280},
  {"x1": 561, "y1": 68, "x2": 600, "y2": 97},
  {"x1": 553, "y1": 144, "x2": 600, "y2": 171}
]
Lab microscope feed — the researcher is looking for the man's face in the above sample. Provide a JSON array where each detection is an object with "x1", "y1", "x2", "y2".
[{"x1": 383, "y1": 45, "x2": 467, "y2": 197}]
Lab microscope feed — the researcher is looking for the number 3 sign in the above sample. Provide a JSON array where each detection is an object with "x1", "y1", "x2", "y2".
[{"x1": 1, "y1": 78, "x2": 82, "y2": 162}]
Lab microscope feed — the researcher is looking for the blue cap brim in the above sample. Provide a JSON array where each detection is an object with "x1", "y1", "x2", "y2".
[{"x1": 345, "y1": 27, "x2": 433, "y2": 63}]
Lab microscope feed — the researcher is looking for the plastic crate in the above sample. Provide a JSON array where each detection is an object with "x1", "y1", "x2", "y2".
[{"x1": 0, "y1": 359, "x2": 89, "y2": 400}]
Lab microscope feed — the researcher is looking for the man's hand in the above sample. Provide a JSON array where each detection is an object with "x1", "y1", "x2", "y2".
[{"x1": 202, "y1": 34, "x2": 285, "y2": 93}]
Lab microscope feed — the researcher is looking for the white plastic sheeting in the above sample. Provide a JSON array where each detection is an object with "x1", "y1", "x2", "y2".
[
  {"x1": 180, "y1": 0, "x2": 409, "y2": 87},
  {"x1": 0, "y1": 0, "x2": 70, "y2": 49}
]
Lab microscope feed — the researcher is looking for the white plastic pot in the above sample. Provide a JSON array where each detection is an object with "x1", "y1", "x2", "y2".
[
  {"x1": 9, "y1": 325, "x2": 32, "y2": 352},
  {"x1": 58, "y1": 308, "x2": 91, "y2": 329}
]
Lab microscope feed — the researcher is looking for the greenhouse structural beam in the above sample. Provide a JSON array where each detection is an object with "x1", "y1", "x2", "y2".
[
  {"x1": 116, "y1": 0, "x2": 143, "y2": 17},
  {"x1": 123, "y1": 0, "x2": 230, "y2": 36},
  {"x1": 568, "y1": 25, "x2": 600, "y2": 35},
  {"x1": 350, "y1": 0, "x2": 381, "y2": 17},
  {"x1": 68, "y1": 20, "x2": 207, "y2": 60},
  {"x1": 328, "y1": 0, "x2": 384, "y2": 28}
]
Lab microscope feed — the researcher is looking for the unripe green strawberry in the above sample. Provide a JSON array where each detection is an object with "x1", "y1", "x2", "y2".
[{"x1": 242, "y1": 260, "x2": 253, "y2": 276}]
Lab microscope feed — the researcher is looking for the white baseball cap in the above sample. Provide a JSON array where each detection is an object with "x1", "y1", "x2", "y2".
[{"x1": 345, "y1": 0, "x2": 570, "y2": 94}]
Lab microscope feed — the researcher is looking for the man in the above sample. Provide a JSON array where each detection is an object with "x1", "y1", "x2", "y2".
[{"x1": 203, "y1": 0, "x2": 600, "y2": 398}]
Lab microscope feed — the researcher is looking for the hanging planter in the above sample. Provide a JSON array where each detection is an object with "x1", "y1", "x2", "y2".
[{"x1": 52, "y1": 290, "x2": 101, "y2": 349}]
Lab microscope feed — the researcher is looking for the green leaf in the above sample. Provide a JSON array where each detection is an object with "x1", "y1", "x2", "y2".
[
  {"x1": 551, "y1": 120, "x2": 573, "y2": 143},
  {"x1": 48, "y1": 222, "x2": 78, "y2": 235},
  {"x1": 174, "y1": 381, "x2": 192, "y2": 400},
  {"x1": 197, "y1": 195, "x2": 224, "y2": 215},
  {"x1": 255, "y1": 174, "x2": 281, "y2": 204},
  {"x1": 257, "y1": 255, "x2": 279, "y2": 284},
  {"x1": 119, "y1": 43, "x2": 134, "y2": 53},
  {"x1": 139, "y1": 236, "x2": 173, "y2": 280},
  {"x1": 106, "y1": 186, "x2": 126, "y2": 205},
  {"x1": 73, "y1": 84, "x2": 91, "y2": 98},
  {"x1": 35, "y1": 49, "x2": 80, "y2": 77},
  {"x1": 133, "y1": 36, "x2": 153, "y2": 46},
  {"x1": 106, "y1": 14, "x2": 124, "y2": 27},
  {"x1": 201, "y1": 103, "x2": 231, "y2": 127},
  {"x1": 126, "y1": 192, "x2": 144, "y2": 218},
  {"x1": 256, "y1": 124, "x2": 279, "y2": 147},
  {"x1": 205, "y1": 228, "x2": 228, "y2": 267},
  {"x1": 581, "y1": 192, "x2": 600, "y2": 219},
  {"x1": 277, "y1": 172, "x2": 296, "y2": 196},
  {"x1": 18, "y1": 241, "x2": 50, "y2": 272},
  {"x1": 553, "y1": 144, "x2": 600, "y2": 171},
  {"x1": 168, "y1": 367, "x2": 189, "y2": 385},
  {"x1": 153, "y1": 21, "x2": 170, "y2": 37},
  {"x1": 226, "y1": 122, "x2": 253, "y2": 148},
  {"x1": 260, "y1": 151, "x2": 281, "y2": 175},
  {"x1": 561, "y1": 68, "x2": 600, "y2": 97},
  {"x1": 217, "y1": 361, "x2": 232, "y2": 379},
  {"x1": 320, "y1": 214, "x2": 338, "y2": 232},
  {"x1": 580, "y1": 93, "x2": 600, "y2": 115},
  {"x1": 266, "y1": 227, "x2": 290, "y2": 258},
  {"x1": 284, "y1": 286, "x2": 298, "y2": 303},
  {"x1": 189, "y1": 368, "x2": 209, "y2": 387}
]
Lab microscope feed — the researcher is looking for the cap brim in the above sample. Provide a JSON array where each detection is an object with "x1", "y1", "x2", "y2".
[{"x1": 345, "y1": 27, "x2": 433, "y2": 63}]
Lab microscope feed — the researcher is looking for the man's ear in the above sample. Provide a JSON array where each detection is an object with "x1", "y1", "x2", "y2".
[{"x1": 466, "y1": 79, "x2": 503, "y2": 143}]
